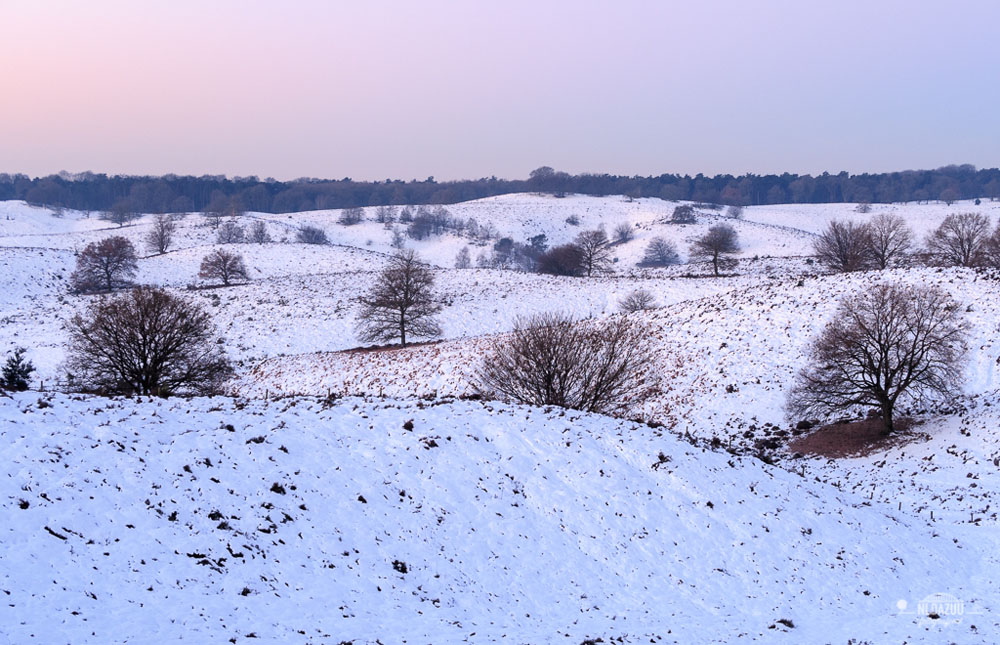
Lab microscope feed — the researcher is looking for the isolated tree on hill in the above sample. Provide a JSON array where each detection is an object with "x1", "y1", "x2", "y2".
[
  {"x1": 575, "y1": 229, "x2": 613, "y2": 276},
  {"x1": 536, "y1": 244, "x2": 586, "y2": 276},
  {"x1": 455, "y1": 246, "x2": 472, "y2": 269},
  {"x1": 813, "y1": 220, "x2": 873, "y2": 273},
  {"x1": 102, "y1": 199, "x2": 139, "y2": 227},
  {"x1": 925, "y1": 212, "x2": 990, "y2": 267},
  {"x1": 613, "y1": 222, "x2": 634, "y2": 243},
  {"x1": 145, "y1": 213, "x2": 176, "y2": 255},
  {"x1": 476, "y1": 312, "x2": 657, "y2": 414},
  {"x1": 1, "y1": 347, "x2": 34, "y2": 391},
  {"x1": 216, "y1": 219, "x2": 245, "y2": 244},
  {"x1": 866, "y1": 213, "x2": 914, "y2": 269},
  {"x1": 66, "y1": 286, "x2": 232, "y2": 396},
  {"x1": 70, "y1": 236, "x2": 138, "y2": 293},
  {"x1": 689, "y1": 224, "x2": 740, "y2": 276},
  {"x1": 356, "y1": 249, "x2": 442, "y2": 347},
  {"x1": 247, "y1": 220, "x2": 272, "y2": 244},
  {"x1": 639, "y1": 237, "x2": 681, "y2": 267},
  {"x1": 619, "y1": 289, "x2": 657, "y2": 312},
  {"x1": 787, "y1": 283, "x2": 967, "y2": 434},
  {"x1": 199, "y1": 249, "x2": 249, "y2": 286}
]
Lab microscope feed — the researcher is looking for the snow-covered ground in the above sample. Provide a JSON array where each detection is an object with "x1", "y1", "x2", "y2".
[
  {"x1": 2, "y1": 392, "x2": 996, "y2": 643},
  {"x1": 2, "y1": 194, "x2": 1000, "y2": 642}
]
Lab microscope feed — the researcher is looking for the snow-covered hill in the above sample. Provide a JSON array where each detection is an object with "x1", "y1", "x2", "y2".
[
  {"x1": 2, "y1": 392, "x2": 995, "y2": 643},
  {"x1": 3, "y1": 194, "x2": 1000, "y2": 642}
]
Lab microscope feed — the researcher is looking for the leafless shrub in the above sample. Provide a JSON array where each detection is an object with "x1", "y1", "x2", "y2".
[
  {"x1": 65, "y1": 286, "x2": 232, "y2": 396},
  {"x1": 670, "y1": 204, "x2": 696, "y2": 224},
  {"x1": 199, "y1": 249, "x2": 249, "y2": 286},
  {"x1": 925, "y1": 212, "x2": 991, "y2": 267},
  {"x1": 787, "y1": 283, "x2": 967, "y2": 434},
  {"x1": 476, "y1": 312, "x2": 657, "y2": 414},
  {"x1": 536, "y1": 244, "x2": 585, "y2": 276},
  {"x1": 813, "y1": 220, "x2": 873, "y2": 273},
  {"x1": 356, "y1": 249, "x2": 442, "y2": 347},
  {"x1": 855, "y1": 202, "x2": 872, "y2": 214},
  {"x1": 726, "y1": 204, "x2": 745, "y2": 219},
  {"x1": 215, "y1": 219, "x2": 245, "y2": 244},
  {"x1": 619, "y1": 289, "x2": 657, "y2": 312},
  {"x1": 338, "y1": 206, "x2": 365, "y2": 226},
  {"x1": 145, "y1": 213, "x2": 176, "y2": 255},
  {"x1": 70, "y1": 236, "x2": 138, "y2": 293},
  {"x1": 296, "y1": 225, "x2": 329, "y2": 245},
  {"x1": 612, "y1": 222, "x2": 634, "y2": 243},
  {"x1": 247, "y1": 220, "x2": 272, "y2": 244},
  {"x1": 689, "y1": 224, "x2": 740, "y2": 275},
  {"x1": 375, "y1": 205, "x2": 397, "y2": 224}
]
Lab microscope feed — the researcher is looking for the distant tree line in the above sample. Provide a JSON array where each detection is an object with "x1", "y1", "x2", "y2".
[{"x1": 4, "y1": 164, "x2": 1000, "y2": 215}]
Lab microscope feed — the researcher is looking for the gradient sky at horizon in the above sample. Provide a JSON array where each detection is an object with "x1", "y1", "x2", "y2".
[{"x1": 2, "y1": 1, "x2": 999, "y2": 181}]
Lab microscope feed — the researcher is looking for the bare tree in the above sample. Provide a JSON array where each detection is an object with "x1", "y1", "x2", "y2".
[
  {"x1": 145, "y1": 213, "x2": 176, "y2": 255},
  {"x1": 638, "y1": 237, "x2": 681, "y2": 267},
  {"x1": 619, "y1": 289, "x2": 657, "y2": 312},
  {"x1": 375, "y1": 205, "x2": 397, "y2": 225},
  {"x1": 574, "y1": 229, "x2": 613, "y2": 276},
  {"x1": 476, "y1": 312, "x2": 657, "y2": 414},
  {"x1": 356, "y1": 249, "x2": 442, "y2": 347},
  {"x1": 66, "y1": 286, "x2": 232, "y2": 396},
  {"x1": 689, "y1": 224, "x2": 740, "y2": 276},
  {"x1": 297, "y1": 225, "x2": 329, "y2": 245},
  {"x1": 216, "y1": 219, "x2": 245, "y2": 244},
  {"x1": 787, "y1": 283, "x2": 967, "y2": 434},
  {"x1": 338, "y1": 206, "x2": 365, "y2": 226},
  {"x1": 867, "y1": 213, "x2": 913, "y2": 269},
  {"x1": 101, "y1": 199, "x2": 139, "y2": 227},
  {"x1": 925, "y1": 212, "x2": 991, "y2": 267},
  {"x1": 813, "y1": 220, "x2": 873, "y2": 273},
  {"x1": 247, "y1": 220, "x2": 272, "y2": 244},
  {"x1": 726, "y1": 204, "x2": 745, "y2": 219},
  {"x1": 390, "y1": 226, "x2": 406, "y2": 249},
  {"x1": 199, "y1": 249, "x2": 249, "y2": 286},
  {"x1": 455, "y1": 246, "x2": 472, "y2": 269},
  {"x1": 612, "y1": 222, "x2": 634, "y2": 243},
  {"x1": 203, "y1": 193, "x2": 228, "y2": 229},
  {"x1": 70, "y1": 236, "x2": 138, "y2": 293}
]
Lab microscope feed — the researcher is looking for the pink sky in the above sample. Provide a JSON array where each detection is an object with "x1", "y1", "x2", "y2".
[{"x1": 2, "y1": 1, "x2": 998, "y2": 180}]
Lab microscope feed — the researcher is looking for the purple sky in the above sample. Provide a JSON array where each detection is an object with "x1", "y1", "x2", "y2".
[{"x1": 3, "y1": 1, "x2": 998, "y2": 180}]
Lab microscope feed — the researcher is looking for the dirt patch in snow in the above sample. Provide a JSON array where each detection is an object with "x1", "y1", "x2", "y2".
[{"x1": 788, "y1": 417, "x2": 927, "y2": 459}]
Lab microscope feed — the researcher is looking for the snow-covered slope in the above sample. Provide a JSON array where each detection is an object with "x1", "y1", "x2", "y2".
[
  {"x1": 2, "y1": 392, "x2": 995, "y2": 643},
  {"x1": 3, "y1": 194, "x2": 1000, "y2": 643}
]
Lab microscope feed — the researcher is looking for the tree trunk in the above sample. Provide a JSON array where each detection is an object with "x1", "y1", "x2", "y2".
[{"x1": 879, "y1": 399, "x2": 895, "y2": 435}]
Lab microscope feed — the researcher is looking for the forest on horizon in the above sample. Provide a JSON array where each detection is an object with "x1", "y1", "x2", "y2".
[{"x1": 2, "y1": 164, "x2": 998, "y2": 216}]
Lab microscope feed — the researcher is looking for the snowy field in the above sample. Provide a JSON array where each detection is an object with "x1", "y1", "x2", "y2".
[{"x1": 2, "y1": 194, "x2": 1000, "y2": 642}]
